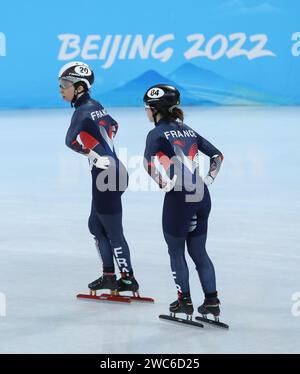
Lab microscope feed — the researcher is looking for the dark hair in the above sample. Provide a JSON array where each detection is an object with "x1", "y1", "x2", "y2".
[
  {"x1": 74, "y1": 81, "x2": 89, "y2": 92},
  {"x1": 158, "y1": 107, "x2": 184, "y2": 122}
]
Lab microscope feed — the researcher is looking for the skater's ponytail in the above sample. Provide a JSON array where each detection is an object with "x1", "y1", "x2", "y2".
[
  {"x1": 158, "y1": 106, "x2": 184, "y2": 122},
  {"x1": 170, "y1": 107, "x2": 184, "y2": 122}
]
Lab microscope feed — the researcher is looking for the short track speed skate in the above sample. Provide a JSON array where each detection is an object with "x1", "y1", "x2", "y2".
[
  {"x1": 159, "y1": 296, "x2": 204, "y2": 328},
  {"x1": 100, "y1": 275, "x2": 154, "y2": 302},
  {"x1": 195, "y1": 298, "x2": 229, "y2": 329},
  {"x1": 77, "y1": 274, "x2": 154, "y2": 304}
]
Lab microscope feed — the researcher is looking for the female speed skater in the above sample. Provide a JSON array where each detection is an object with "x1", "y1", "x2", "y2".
[
  {"x1": 143, "y1": 84, "x2": 224, "y2": 322},
  {"x1": 59, "y1": 61, "x2": 139, "y2": 295}
]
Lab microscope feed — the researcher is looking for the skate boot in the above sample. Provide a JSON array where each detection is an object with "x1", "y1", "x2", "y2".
[
  {"x1": 169, "y1": 294, "x2": 194, "y2": 319},
  {"x1": 117, "y1": 273, "x2": 139, "y2": 295},
  {"x1": 198, "y1": 297, "x2": 220, "y2": 319},
  {"x1": 88, "y1": 274, "x2": 118, "y2": 292}
]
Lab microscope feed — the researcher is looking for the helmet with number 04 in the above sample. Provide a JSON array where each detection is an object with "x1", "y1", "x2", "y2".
[
  {"x1": 58, "y1": 61, "x2": 94, "y2": 89},
  {"x1": 143, "y1": 84, "x2": 180, "y2": 110}
]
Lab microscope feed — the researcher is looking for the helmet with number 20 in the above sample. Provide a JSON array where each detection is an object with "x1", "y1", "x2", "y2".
[{"x1": 58, "y1": 61, "x2": 94, "y2": 89}]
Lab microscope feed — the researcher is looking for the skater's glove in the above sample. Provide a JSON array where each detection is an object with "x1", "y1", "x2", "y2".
[
  {"x1": 87, "y1": 150, "x2": 110, "y2": 170},
  {"x1": 162, "y1": 175, "x2": 177, "y2": 192},
  {"x1": 204, "y1": 174, "x2": 214, "y2": 186}
]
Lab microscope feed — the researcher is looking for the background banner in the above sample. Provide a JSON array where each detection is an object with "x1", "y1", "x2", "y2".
[{"x1": 0, "y1": 0, "x2": 299, "y2": 108}]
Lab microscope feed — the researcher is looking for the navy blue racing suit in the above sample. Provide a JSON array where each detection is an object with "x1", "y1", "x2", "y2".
[
  {"x1": 65, "y1": 93, "x2": 133, "y2": 275},
  {"x1": 144, "y1": 118, "x2": 223, "y2": 298}
]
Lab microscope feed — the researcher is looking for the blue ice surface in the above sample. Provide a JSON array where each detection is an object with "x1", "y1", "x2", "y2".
[{"x1": 0, "y1": 106, "x2": 299, "y2": 353}]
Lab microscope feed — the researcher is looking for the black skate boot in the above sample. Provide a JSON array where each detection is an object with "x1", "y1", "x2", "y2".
[
  {"x1": 117, "y1": 273, "x2": 139, "y2": 294},
  {"x1": 88, "y1": 274, "x2": 117, "y2": 292},
  {"x1": 198, "y1": 297, "x2": 220, "y2": 318},
  {"x1": 169, "y1": 293, "x2": 194, "y2": 319},
  {"x1": 195, "y1": 295, "x2": 228, "y2": 328},
  {"x1": 159, "y1": 293, "x2": 204, "y2": 327}
]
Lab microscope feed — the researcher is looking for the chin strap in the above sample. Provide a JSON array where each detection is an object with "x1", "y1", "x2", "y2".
[
  {"x1": 71, "y1": 82, "x2": 87, "y2": 107},
  {"x1": 71, "y1": 88, "x2": 79, "y2": 107}
]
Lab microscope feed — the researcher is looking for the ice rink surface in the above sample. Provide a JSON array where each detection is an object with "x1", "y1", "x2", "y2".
[{"x1": 0, "y1": 106, "x2": 299, "y2": 354}]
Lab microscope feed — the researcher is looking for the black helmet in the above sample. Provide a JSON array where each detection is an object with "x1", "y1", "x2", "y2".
[
  {"x1": 143, "y1": 84, "x2": 180, "y2": 110},
  {"x1": 58, "y1": 61, "x2": 94, "y2": 89}
]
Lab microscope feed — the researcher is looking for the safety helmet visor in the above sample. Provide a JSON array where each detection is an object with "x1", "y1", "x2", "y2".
[{"x1": 59, "y1": 78, "x2": 75, "y2": 89}]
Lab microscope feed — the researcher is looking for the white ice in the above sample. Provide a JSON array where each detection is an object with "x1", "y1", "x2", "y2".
[{"x1": 0, "y1": 106, "x2": 299, "y2": 354}]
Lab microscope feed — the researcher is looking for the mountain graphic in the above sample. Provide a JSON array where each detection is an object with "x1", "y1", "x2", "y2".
[
  {"x1": 168, "y1": 62, "x2": 285, "y2": 105},
  {"x1": 97, "y1": 70, "x2": 218, "y2": 106}
]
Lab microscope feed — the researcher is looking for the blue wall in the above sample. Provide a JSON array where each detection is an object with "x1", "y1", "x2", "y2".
[{"x1": 0, "y1": 0, "x2": 299, "y2": 108}]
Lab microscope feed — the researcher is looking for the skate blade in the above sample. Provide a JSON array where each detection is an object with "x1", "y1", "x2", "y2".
[
  {"x1": 195, "y1": 316, "x2": 229, "y2": 329},
  {"x1": 100, "y1": 293, "x2": 154, "y2": 303},
  {"x1": 159, "y1": 314, "x2": 204, "y2": 328},
  {"x1": 77, "y1": 293, "x2": 131, "y2": 303},
  {"x1": 128, "y1": 296, "x2": 155, "y2": 303}
]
